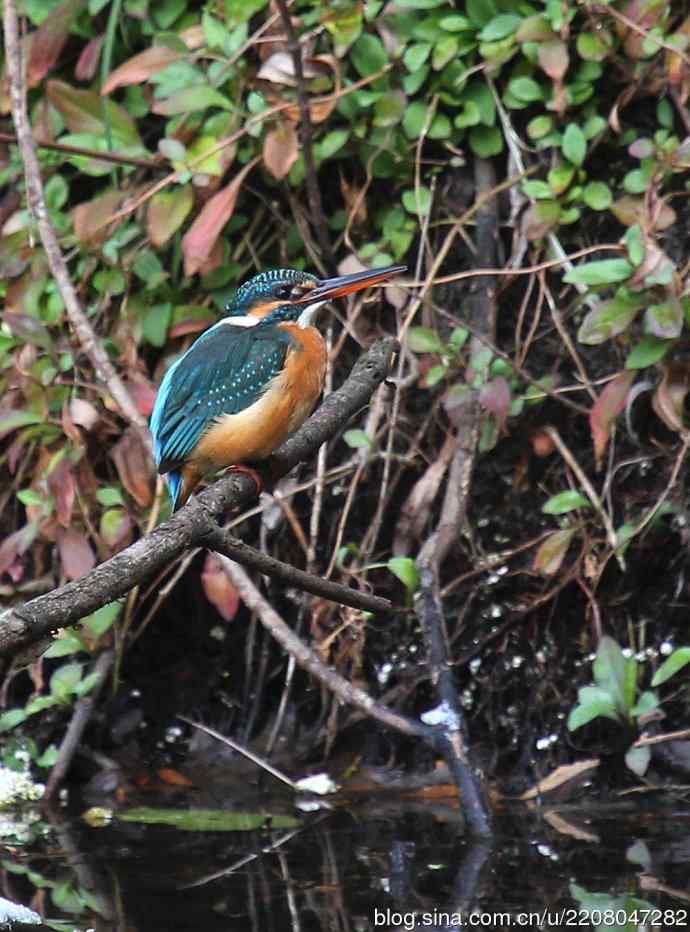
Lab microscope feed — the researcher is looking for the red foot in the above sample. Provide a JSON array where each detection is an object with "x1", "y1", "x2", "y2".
[{"x1": 226, "y1": 464, "x2": 264, "y2": 495}]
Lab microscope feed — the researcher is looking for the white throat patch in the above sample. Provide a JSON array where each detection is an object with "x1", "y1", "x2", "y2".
[{"x1": 297, "y1": 301, "x2": 326, "y2": 328}]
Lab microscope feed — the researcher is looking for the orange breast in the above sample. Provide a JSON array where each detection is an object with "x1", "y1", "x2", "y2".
[{"x1": 192, "y1": 324, "x2": 327, "y2": 472}]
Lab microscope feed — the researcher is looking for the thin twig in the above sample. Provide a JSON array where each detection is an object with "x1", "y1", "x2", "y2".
[
  {"x1": 207, "y1": 527, "x2": 394, "y2": 616},
  {"x1": 178, "y1": 716, "x2": 300, "y2": 791},
  {"x1": 544, "y1": 426, "x2": 619, "y2": 556},
  {"x1": 218, "y1": 560, "x2": 430, "y2": 740},
  {"x1": 0, "y1": 132, "x2": 161, "y2": 169}
]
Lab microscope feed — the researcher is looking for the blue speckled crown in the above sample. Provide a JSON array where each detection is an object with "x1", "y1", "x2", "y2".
[{"x1": 228, "y1": 269, "x2": 318, "y2": 315}]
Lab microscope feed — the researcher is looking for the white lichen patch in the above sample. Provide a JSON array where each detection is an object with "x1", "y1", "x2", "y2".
[{"x1": 0, "y1": 767, "x2": 44, "y2": 809}]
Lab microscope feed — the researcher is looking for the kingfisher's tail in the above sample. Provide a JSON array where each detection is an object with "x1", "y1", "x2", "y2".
[{"x1": 166, "y1": 471, "x2": 184, "y2": 512}]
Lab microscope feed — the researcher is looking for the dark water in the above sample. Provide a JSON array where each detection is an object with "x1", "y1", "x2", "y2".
[{"x1": 1, "y1": 796, "x2": 689, "y2": 931}]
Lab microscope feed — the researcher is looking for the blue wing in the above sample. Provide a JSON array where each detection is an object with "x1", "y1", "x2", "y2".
[{"x1": 150, "y1": 320, "x2": 292, "y2": 475}]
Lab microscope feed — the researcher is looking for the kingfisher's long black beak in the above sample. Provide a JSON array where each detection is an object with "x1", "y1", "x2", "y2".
[{"x1": 301, "y1": 264, "x2": 406, "y2": 303}]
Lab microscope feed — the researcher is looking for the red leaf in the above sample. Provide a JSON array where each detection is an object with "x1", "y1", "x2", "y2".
[
  {"x1": 27, "y1": 0, "x2": 85, "y2": 87},
  {"x1": 181, "y1": 158, "x2": 258, "y2": 277},
  {"x1": 126, "y1": 377, "x2": 158, "y2": 417},
  {"x1": 479, "y1": 377, "x2": 512, "y2": 433},
  {"x1": 589, "y1": 370, "x2": 635, "y2": 469},
  {"x1": 201, "y1": 553, "x2": 240, "y2": 621},
  {"x1": 0, "y1": 523, "x2": 38, "y2": 577},
  {"x1": 101, "y1": 45, "x2": 184, "y2": 95},
  {"x1": 147, "y1": 185, "x2": 193, "y2": 248},
  {"x1": 110, "y1": 427, "x2": 154, "y2": 508},
  {"x1": 73, "y1": 190, "x2": 127, "y2": 246},
  {"x1": 263, "y1": 122, "x2": 299, "y2": 180},
  {"x1": 75, "y1": 34, "x2": 104, "y2": 82},
  {"x1": 537, "y1": 39, "x2": 569, "y2": 81},
  {"x1": 57, "y1": 527, "x2": 96, "y2": 581},
  {"x1": 652, "y1": 361, "x2": 690, "y2": 436},
  {"x1": 157, "y1": 767, "x2": 194, "y2": 787},
  {"x1": 47, "y1": 458, "x2": 76, "y2": 528}
]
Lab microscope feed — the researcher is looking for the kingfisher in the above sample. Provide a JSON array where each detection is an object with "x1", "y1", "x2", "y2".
[{"x1": 150, "y1": 263, "x2": 406, "y2": 511}]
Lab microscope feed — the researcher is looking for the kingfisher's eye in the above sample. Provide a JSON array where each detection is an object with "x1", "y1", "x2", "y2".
[{"x1": 274, "y1": 285, "x2": 292, "y2": 300}]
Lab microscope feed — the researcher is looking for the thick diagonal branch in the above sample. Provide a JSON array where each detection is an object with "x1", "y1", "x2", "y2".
[{"x1": 0, "y1": 339, "x2": 398, "y2": 658}]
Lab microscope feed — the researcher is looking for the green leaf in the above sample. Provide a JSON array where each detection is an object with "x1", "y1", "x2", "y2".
[
  {"x1": 96, "y1": 487, "x2": 124, "y2": 507},
  {"x1": 469, "y1": 125, "x2": 503, "y2": 157},
  {"x1": 0, "y1": 709, "x2": 28, "y2": 732},
  {"x1": 83, "y1": 601, "x2": 122, "y2": 639},
  {"x1": 454, "y1": 100, "x2": 481, "y2": 128},
  {"x1": 74, "y1": 671, "x2": 101, "y2": 697},
  {"x1": 651, "y1": 647, "x2": 690, "y2": 686},
  {"x1": 44, "y1": 634, "x2": 86, "y2": 658},
  {"x1": 432, "y1": 36, "x2": 458, "y2": 70},
  {"x1": 343, "y1": 429, "x2": 373, "y2": 449},
  {"x1": 407, "y1": 327, "x2": 444, "y2": 353},
  {"x1": 625, "y1": 336, "x2": 672, "y2": 369},
  {"x1": 577, "y1": 31, "x2": 610, "y2": 61},
  {"x1": 508, "y1": 76, "x2": 543, "y2": 102},
  {"x1": 202, "y1": 11, "x2": 229, "y2": 51},
  {"x1": 631, "y1": 690, "x2": 659, "y2": 716},
  {"x1": 424, "y1": 364, "x2": 448, "y2": 386},
  {"x1": 527, "y1": 115, "x2": 553, "y2": 139},
  {"x1": 577, "y1": 292, "x2": 642, "y2": 345},
  {"x1": 50, "y1": 662, "x2": 83, "y2": 702},
  {"x1": 403, "y1": 101, "x2": 428, "y2": 138},
  {"x1": 461, "y1": 80, "x2": 495, "y2": 125},
  {"x1": 403, "y1": 42, "x2": 432, "y2": 72},
  {"x1": 625, "y1": 745, "x2": 650, "y2": 776},
  {"x1": 142, "y1": 303, "x2": 172, "y2": 347},
  {"x1": 593, "y1": 636, "x2": 635, "y2": 719},
  {"x1": 645, "y1": 300, "x2": 683, "y2": 339},
  {"x1": 466, "y1": 0, "x2": 498, "y2": 28},
  {"x1": 133, "y1": 250, "x2": 167, "y2": 289},
  {"x1": 567, "y1": 685, "x2": 620, "y2": 730},
  {"x1": 625, "y1": 224, "x2": 645, "y2": 266},
  {"x1": 402, "y1": 186, "x2": 432, "y2": 216},
  {"x1": 542, "y1": 490, "x2": 590, "y2": 514},
  {"x1": 548, "y1": 163, "x2": 575, "y2": 194},
  {"x1": 374, "y1": 91, "x2": 406, "y2": 127},
  {"x1": 317, "y1": 129, "x2": 349, "y2": 160},
  {"x1": 36, "y1": 745, "x2": 59, "y2": 768},
  {"x1": 120, "y1": 807, "x2": 299, "y2": 831},
  {"x1": 0, "y1": 410, "x2": 43, "y2": 439},
  {"x1": 561, "y1": 123, "x2": 587, "y2": 166},
  {"x1": 563, "y1": 259, "x2": 633, "y2": 287},
  {"x1": 522, "y1": 180, "x2": 555, "y2": 199},
  {"x1": 153, "y1": 86, "x2": 233, "y2": 116},
  {"x1": 352, "y1": 34, "x2": 388, "y2": 77},
  {"x1": 45, "y1": 175, "x2": 69, "y2": 211},
  {"x1": 388, "y1": 557, "x2": 419, "y2": 595},
  {"x1": 479, "y1": 13, "x2": 522, "y2": 41},
  {"x1": 583, "y1": 181, "x2": 612, "y2": 210}
]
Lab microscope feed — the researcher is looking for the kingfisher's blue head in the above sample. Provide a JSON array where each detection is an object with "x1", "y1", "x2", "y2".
[{"x1": 225, "y1": 264, "x2": 407, "y2": 328}]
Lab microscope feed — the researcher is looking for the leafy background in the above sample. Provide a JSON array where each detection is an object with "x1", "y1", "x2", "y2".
[{"x1": 2, "y1": 0, "x2": 690, "y2": 789}]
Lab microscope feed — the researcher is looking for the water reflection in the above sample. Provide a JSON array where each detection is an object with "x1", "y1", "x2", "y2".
[{"x1": 0, "y1": 797, "x2": 688, "y2": 931}]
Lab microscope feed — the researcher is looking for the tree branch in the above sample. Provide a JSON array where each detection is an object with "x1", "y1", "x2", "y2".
[
  {"x1": 220, "y1": 559, "x2": 430, "y2": 741},
  {"x1": 206, "y1": 528, "x2": 393, "y2": 616},
  {"x1": 0, "y1": 339, "x2": 399, "y2": 659},
  {"x1": 2, "y1": 0, "x2": 150, "y2": 440}
]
